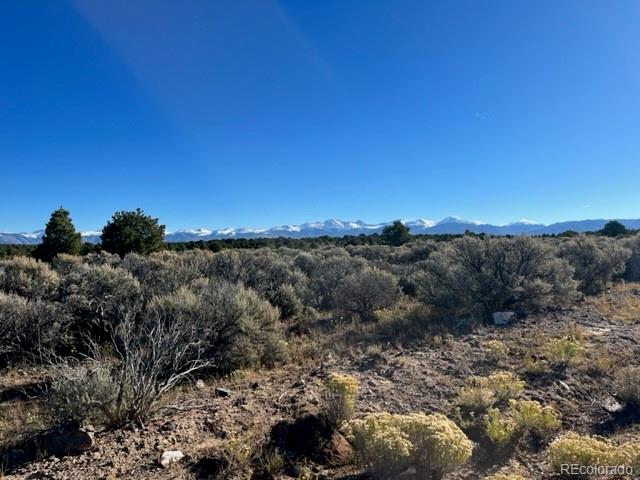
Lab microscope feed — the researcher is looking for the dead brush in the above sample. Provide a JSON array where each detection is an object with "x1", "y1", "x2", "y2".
[{"x1": 587, "y1": 282, "x2": 640, "y2": 323}]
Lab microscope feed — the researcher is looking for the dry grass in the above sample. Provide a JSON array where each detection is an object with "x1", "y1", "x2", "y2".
[{"x1": 587, "y1": 282, "x2": 640, "y2": 323}]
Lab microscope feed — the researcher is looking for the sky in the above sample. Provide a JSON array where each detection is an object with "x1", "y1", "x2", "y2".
[{"x1": 1, "y1": 0, "x2": 639, "y2": 232}]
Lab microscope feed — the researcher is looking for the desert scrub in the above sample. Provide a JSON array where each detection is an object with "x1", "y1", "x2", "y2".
[
  {"x1": 323, "y1": 373, "x2": 358, "y2": 428},
  {"x1": 484, "y1": 400, "x2": 559, "y2": 447},
  {"x1": 510, "y1": 400, "x2": 560, "y2": 434},
  {"x1": 457, "y1": 372, "x2": 524, "y2": 412},
  {"x1": 483, "y1": 473, "x2": 529, "y2": 480},
  {"x1": 484, "y1": 372, "x2": 525, "y2": 402},
  {"x1": 344, "y1": 412, "x2": 473, "y2": 478},
  {"x1": 523, "y1": 356, "x2": 549, "y2": 376},
  {"x1": 543, "y1": 337, "x2": 582, "y2": 367},
  {"x1": 484, "y1": 408, "x2": 517, "y2": 448},
  {"x1": 615, "y1": 366, "x2": 640, "y2": 408},
  {"x1": 548, "y1": 432, "x2": 640, "y2": 474},
  {"x1": 457, "y1": 382, "x2": 496, "y2": 413},
  {"x1": 485, "y1": 340, "x2": 509, "y2": 363}
]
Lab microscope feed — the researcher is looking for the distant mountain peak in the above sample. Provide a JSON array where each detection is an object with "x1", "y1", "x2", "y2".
[{"x1": 2, "y1": 217, "x2": 639, "y2": 245}]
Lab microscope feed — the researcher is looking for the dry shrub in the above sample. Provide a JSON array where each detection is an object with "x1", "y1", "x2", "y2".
[
  {"x1": 623, "y1": 234, "x2": 640, "y2": 280},
  {"x1": 413, "y1": 236, "x2": 577, "y2": 324},
  {"x1": 587, "y1": 282, "x2": 640, "y2": 324},
  {"x1": 615, "y1": 366, "x2": 640, "y2": 408},
  {"x1": 59, "y1": 262, "x2": 142, "y2": 339},
  {"x1": 485, "y1": 340, "x2": 509, "y2": 363},
  {"x1": 322, "y1": 373, "x2": 358, "y2": 428},
  {"x1": 483, "y1": 472, "x2": 529, "y2": 480},
  {"x1": 0, "y1": 257, "x2": 60, "y2": 300},
  {"x1": 344, "y1": 412, "x2": 473, "y2": 478},
  {"x1": 484, "y1": 408, "x2": 517, "y2": 448},
  {"x1": 560, "y1": 235, "x2": 631, "y2": 294},
  {"x1": 548, "y1": 432, "x2": 640, "y2": 475},
  {"x1": 458, "y1": 372, "x2": 524, "y2": 413},
  {"x1": 509, "y1": 399, "x2": 560, "y2": 434},
  {"x1": 0, "y1": 293, "x2": 70, "y2": 366},
  {"x1": 543, "y1": 337, "x2": 582, "y2": 367},
  {"x1": 333, "y1": 267, "x2": 398, "y2": 320},
  {"x1": 484, "y1": 400, "x2": 558, "y2": 448},
  {"x1": 457, "y1": 384, "x2": 496, "y2": 413},
  {"x1": 484, "y1": 372, "x2": 525, "y2": 402}
]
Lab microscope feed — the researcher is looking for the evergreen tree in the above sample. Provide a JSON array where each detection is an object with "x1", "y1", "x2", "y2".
[
  {"x1": 101, "y1": 208, "x2": 165, "y2": 256},
  {"x1": 34, "y1": 207, "x2": 81, "y2": 261},
  {"x1": 381, "y1": 220, "x2": 411, "y2": 246},
  {"x1": 601, "y1": 220, "x2": 627, "y2": 237}
]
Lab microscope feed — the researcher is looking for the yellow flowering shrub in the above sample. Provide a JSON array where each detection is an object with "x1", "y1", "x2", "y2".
[
  {"x1": 344, "y1": 412, "x2": 473, "y2": 477},
  {"x1": 485, "y1": 340, "x2": 509, "y2": 362},
  {"x1": 548, "y1": 433, "x2": 640, "y2": 474},
  {"x1": 483, "y1": 473, "x2": 529, "y2": 480},
  {"x1": 510, "y1": 400, "x2": 560, "y2": 434},
  {"x1": 484, "y1": 400, "x2": 559, "y2": 447},
  {"x1": 457, "y1": 383, "x2": 496, "y2": 412},
  {"x1": 458, "y1": 371, "x2": 524, "y2": 412},
  {"x1": 484, "y1": 408, "x2": 517, "y2": 448},
  {"x1": 485, "y1": 372, "x2": 525, "y2": 402},
  {"x1": 323, "y1": 373, "x2": 359, "y2": 427}
]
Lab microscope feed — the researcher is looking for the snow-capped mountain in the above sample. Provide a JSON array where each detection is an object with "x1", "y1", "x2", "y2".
[{"x1": 1, "y1": 217, "x2": 639, "y2": 245}]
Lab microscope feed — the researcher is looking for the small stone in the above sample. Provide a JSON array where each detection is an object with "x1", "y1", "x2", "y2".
[
  {"x1": 215, "y1": 387, "x2": 232, "y2": 397},
  {"x1": 160, "y1": 420, "x2": 177, "y2": 432},
  {"x1": 603, "y1": 396, "x2": 624, "y2": 414},
  {"x1": 159, "y1": 450, "x2": 184, "y2": 468},
  {"x1": 492, "y1": 311, "x2": 515, "y2": 326}
]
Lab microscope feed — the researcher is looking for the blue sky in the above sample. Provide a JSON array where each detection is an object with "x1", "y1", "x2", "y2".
[{"x1": 1, "y1": 0, "x2": 639, "y2": 232}]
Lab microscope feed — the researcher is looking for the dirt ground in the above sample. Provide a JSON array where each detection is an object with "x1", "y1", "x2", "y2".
[{"x1": 2, "y1": 287, "x2": 639, "y2": 480}]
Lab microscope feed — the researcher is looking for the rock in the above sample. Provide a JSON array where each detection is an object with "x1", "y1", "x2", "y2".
[
  {"x1": 215, "y1": 387, "x2": 232, "y2": 397},
  {"x1": 492, "y1": 311, "x2": 515, "y2": 326},
  {"x1": 195, "y1": 379, "x2": 205, "y2": 390},
  {"x1": 160, "y1": 420, "x2": 176, "y2": 432},
  {"x1": 40, "y1": 422, "x2": 94, "y2": 456},
  {"x1": 321, "y1": 431, "x2": 353, "y2": 467},
  {"x1": 159, "y1": 450, "x2": 184, "y2": 468},
  {"x1": 558, "y1": 380, "x2": 572, "y2": 393},
  {"x1": 602, "y1": 396, "x2": 624, "y2": 414}
]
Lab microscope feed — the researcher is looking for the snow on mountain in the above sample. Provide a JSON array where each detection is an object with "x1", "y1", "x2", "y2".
[{"x1": 1, "y1": 217, "x2": 639, "y2": 245}]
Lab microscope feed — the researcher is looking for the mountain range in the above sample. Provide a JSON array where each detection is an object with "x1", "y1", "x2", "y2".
[{"x1": 1, "y1": 217, "x2": 639, "y2": 245}]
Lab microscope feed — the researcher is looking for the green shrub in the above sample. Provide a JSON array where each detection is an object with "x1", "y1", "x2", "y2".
[
  {"x1": 543, "y1": 337, "x2": 582, "y2": 367},
  {"x1": 484, "y1": 408, "x2": 517, "y2": 448},
  {"x1": 344, "y1": 412, "x2": 473, "y2": 478}
]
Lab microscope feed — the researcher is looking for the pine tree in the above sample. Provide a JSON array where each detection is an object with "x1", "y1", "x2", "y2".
[
  {"x1": 101, "y1": 208, "x2": 165, "y2": 256},
  {"x1": 34, "y1": 207, "x2": 82, "y2": 261},
  {"x1": 381, "y1": 220, "x2": 411, "y2": 246},
  {"x1": 601, "y1": 220, "x2": 627, "y2": 237}
]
